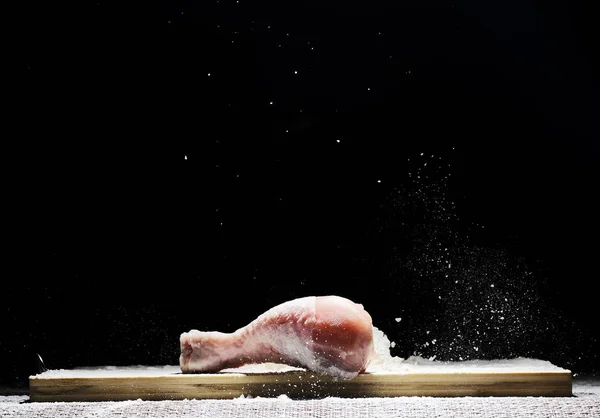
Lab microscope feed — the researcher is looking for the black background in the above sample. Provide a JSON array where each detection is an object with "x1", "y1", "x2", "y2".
[{"x1": 4, "y1": 0, "x2": 598, "y2": 388}]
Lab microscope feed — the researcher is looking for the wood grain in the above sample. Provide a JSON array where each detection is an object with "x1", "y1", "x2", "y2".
[{"x1": 29, "y1": 369, "x2": 572, "y2": 401}]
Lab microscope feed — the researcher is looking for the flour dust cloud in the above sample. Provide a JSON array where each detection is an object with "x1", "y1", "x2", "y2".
[{"x1": 370, "y1": 149, "x2": 590, "y2": 369}]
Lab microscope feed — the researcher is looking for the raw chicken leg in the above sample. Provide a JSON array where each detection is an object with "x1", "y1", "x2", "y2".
[{"x1": 180, "y1": 295, "x2": 375, "y2": 380}]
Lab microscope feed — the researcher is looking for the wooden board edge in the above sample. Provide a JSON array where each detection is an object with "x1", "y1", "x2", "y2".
[{"x1": 29, "y1": 371, "x2": 573, "y2": 402}]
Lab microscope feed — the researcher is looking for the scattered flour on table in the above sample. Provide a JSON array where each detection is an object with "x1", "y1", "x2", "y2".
[{"x1": 0, "y1": 395, "x2": 29, "y2": 403}]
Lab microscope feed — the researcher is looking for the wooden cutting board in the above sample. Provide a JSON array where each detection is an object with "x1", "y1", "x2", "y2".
[{"x1": 29, "y1": 363, "x2": 572, "y2": 401}]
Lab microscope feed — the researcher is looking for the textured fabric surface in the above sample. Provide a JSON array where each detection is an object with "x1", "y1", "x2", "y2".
[{"x1": 1, "y1": 396, "x2": 599, "y2": 418}]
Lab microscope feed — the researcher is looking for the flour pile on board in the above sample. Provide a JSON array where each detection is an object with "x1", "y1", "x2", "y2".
[
  {"x1": 367, "y1": 325, "x2": 568, "y2": 373},
  {"x1": 369, "y1": 326, "x2": 405, "y2": 367}
]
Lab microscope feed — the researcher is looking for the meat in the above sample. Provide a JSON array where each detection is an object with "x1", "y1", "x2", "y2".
[{"x1": 180, "y1": 295, "x2": 375, "y2": 380}]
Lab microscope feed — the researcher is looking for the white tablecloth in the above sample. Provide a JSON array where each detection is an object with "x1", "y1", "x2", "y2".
[{"x1": 2, "y1": 377, "x2": 599, "y2": 418}]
